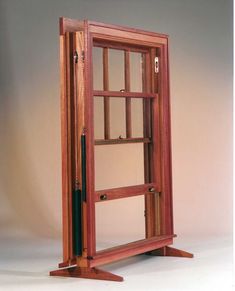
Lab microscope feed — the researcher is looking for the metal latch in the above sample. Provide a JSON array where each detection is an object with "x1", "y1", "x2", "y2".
[
  {"x1": 74, "y1": 51, "x2": 78, "y2": 63},
  {"x1": 74, "y1": 50, "x2": 84, "y2": 63},
  {"x1": 154, "y1": 57, "x2": 159, "y2": 73}
]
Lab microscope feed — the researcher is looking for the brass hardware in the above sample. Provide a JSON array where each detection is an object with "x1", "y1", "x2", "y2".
[{"x1": 154, "y1": 57, "x2": 159, "y2": 73}]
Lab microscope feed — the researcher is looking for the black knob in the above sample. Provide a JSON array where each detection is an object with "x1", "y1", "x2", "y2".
[{"x1": 100, "y1": 194, "x2": 107, "y2": 200}]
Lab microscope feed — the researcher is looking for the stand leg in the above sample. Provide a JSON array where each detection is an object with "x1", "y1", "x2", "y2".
[
  {"x1": 50, "y1": 266, "x2": 123, "y2": 281},
  {"x1": 147, "y1": 246, "x2": 193, "y2": 258}
]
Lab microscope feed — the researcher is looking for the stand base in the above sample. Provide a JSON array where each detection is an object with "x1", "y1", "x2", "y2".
[
  {"x1": 146, "y1": 246, "x2": 193, "y2": 258},
  {"x1": 50, "y1": 247, "x2": 193, "y2": 281},
  {"x1": 50, "y1": 266, "x2": 123, "y2": 282}
]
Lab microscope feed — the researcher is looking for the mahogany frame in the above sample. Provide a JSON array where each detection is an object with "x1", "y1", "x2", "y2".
[{"x1": 50, "y1": 17, "x2": 193, "y2": 282}]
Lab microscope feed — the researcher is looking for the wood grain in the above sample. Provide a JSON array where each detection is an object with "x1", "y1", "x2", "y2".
[
  {"x1": 124, "y1": 50, "x2": 131, "y2": 138},
  {"x1": 103, "y1": 47, "x2": 110, "y2": 139},
  {"x1": 95, "y1": 183, "x2": 158, "y2": 202},
  {"x1": 93, "y1": 90, "x2": 156, "y2": 98},
  {"x1": 56, "y1": 18, "x2": 193, "y2": 277},
  {"x1": 95, "y1": 137, "x2": 150, "y2": 145},
  {"x1": 50, "y1": 266, "x2": 123, "y2": 281},
  {"x1": 84, "y1": 20, "x2": 96, "y2": 257},
  {"x1": 91, "y1": 235, "x2": 175, "y2": 267}
]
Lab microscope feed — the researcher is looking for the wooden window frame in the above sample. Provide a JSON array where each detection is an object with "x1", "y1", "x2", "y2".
[{"x1": 50, "y1": 17, "x2": 193, "y2": 282}]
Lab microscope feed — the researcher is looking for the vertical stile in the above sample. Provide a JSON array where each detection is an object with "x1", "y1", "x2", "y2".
[
  {"x1": 150, "y1": 47, "x2": 162, "y2": 236},
  {"x1": 159, "y1": 41, "x2": 173, "y2": 235},
  {"x1": 143, "y1": 51, "x2": 156, "y2": 238},
  {"x1": 154, "y1": 48, "x2": 162, "y2": 236},
  {"x1": 125, "y1": 50, "x2": 131, "y2": 138},
  {"x1": 74, "y1": 31, "x2": 88, "y2": 258},
  {"x1": 66, "y1": 32, "x2": 74, "y2": 261},
  {"x1": 84, "y1": 20, "x2": 96, "y2": 258},
  {"x1": 103, "y1": 47, "x2": 110, "y2": 139},
  {"x1": 60, "y1": 33, "x2": 71, "y2": 264}
]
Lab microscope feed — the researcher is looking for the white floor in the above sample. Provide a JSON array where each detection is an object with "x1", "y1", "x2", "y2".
[{"x1": 0, "y1": 235, "x2": 233, "y2": 291}]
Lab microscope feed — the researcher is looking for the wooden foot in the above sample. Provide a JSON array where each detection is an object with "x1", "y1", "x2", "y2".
[
  {"x1": 146, "y1": 246, "x2": 193, "y2": 258},
  {"x1": 50, "y1": 266, "x2": 123, "y2": 282}
]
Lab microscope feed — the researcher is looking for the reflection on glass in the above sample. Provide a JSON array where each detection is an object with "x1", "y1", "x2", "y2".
[
  {"x1": 94, "y1": 97, "x2": 104, "y2": 139},
  {"x1": 110, "y1": 97, "x2": 126, "y2": 139},
  {"x1": 131, "y1": 98, "x2": 143, "y2": 137},
  {"x1": 96, "y1": 195, "x2": 145, "y2": 250},
  {"x1": 130, "y1": 52, "x2": 143, "y2": 92},
  {"x1": 95, "y1": 143, "x2": 144, "y2": 190},
  {"x1": 93, "y1": 47, "x2": 103, "y2": 90},
  {"x1": 109, "y1": 49, "x2": 125, "y2": 91}
]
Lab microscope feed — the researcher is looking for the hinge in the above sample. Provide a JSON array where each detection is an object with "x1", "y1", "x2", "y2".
[
  {"x1": 154, "y1": 57, "x2": 159, "y2": 73},
  {"x1": 74, "y1": 50, "x2": 85, "y2": 63}
]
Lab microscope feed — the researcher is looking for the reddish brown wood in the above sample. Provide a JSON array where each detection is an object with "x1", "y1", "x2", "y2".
[
  {"x1": 149, "y1": 47, "x2": 162, "y2": 236},
  {"x1": 142, "y1": 51, "x2": 156, "y2": 239},
  {"x1": 89, "y1": 20, "x2": 168, "y2": 38},
  {"x1": 55, "y1": 18, "x2": 193, "y2": 282},
  {"x1": 89, "y1": 23, "x2": 167, "y2": 47},
  {"x1": 59, "y1": 32, "x2": 75, "y2": 263},
  {"x1": 58, "y1": 258, "x2": 76, "y2": 268},
  {"x1": 103, "y1": 47, "x2": 110, "y2": 139},
  {"x1": 94, "y1": 40, "x2": 149, "y2": 53},
  {"x1": 84, "y1": 20, "x2": 96, "y2": 257},
  {"x1": 147, "y1": 246, "x2": 193, "y2": 258},
  {"x1": 157, "y1": 42, "x2": 174, "y2": 236},
  {"x1": 94, "y1": 90, "x2": 156, "y2": 98},
  {"x1": 124, "y1": 50, "x2": 131, "y2": 138},
  {"x1": 91, "y1": 235, "x2": 175, "y2": 267},
  {"x1": 50, "y1": 267, "x2": 123, "y2": 281},
  {"x1": 60, "y1": 17, "x2": 84, "y2": 35},
  {"x1": 74, "y1": 32, "x2": 88, "y2": 258},
  {"x1": 95, "y1": 183, "x2": 158, "y2": 202},
  {"x1": 95, "y1": 137, "x2": 150, "y2": 145}
]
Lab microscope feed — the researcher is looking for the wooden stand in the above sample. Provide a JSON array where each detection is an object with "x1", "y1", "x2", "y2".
[
  {"x1": 147, "y1": 246, "x2": 194, "y2": 258},
  {"x1": 50, "y1": 17, "x2": 193, "y2": 282},
  {"x1": 50, "y1": 267, "x2": 123, "y2": 281}
]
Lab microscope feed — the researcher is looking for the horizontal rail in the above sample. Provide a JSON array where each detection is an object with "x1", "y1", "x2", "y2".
[
  {"x1": 90, "y1": 235, "x2": 176, "y2": 267},
  {"x1": 95, "y1": 183, "x2": 158, "y2": 202},
  {"x1": 95, "y1": 137, "x2": 151, "y2": 145},
  {"x1": 93, "y1": 40, "x2": 149, "y2": 53},
  {"x1": 93, "y1": 90, "x2": 157, "y2": 98}
]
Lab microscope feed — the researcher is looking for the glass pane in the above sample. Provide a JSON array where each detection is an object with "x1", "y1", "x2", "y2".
[
  {"x1": 131, "y1": 98, "x2": 144, "y2": 137},
  {"x1": 130, "y1": 52, "x2": 143, "y2": 92},
  {"x1": 96, "y1": 196, "x2": 145, "y2": 250},
  {"x1": 94, "y1": 97, "x2": 104, "y2": 139},
  {"x1": 95, "y1": 143, "x2": 144, "y2": 190},
  {"x1": 109, "y1": 49, "x2": 125, "y2": 91},
  {"x1": 110, "y1": 97, "x2": 126, "y2": 139},
  {"x1": 93, "y1": 47, "x2": 103, "y2": 90}
]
